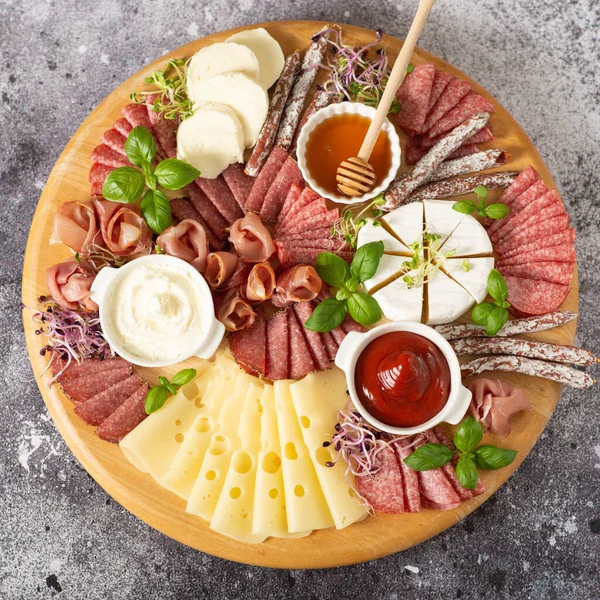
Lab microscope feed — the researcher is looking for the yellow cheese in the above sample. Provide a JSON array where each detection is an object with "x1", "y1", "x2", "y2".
[
  {"x1": 186, "y1": 373, "x2": 255, "y2": 520},
  {"x1": 290, "y1": 369, "x2": 368, "y2": 529},
  {"x1": 274, "y1": 380, "x2": 334, "y2": 533},
  {"x1": 209, "y1": 382, "x2": 266, "y2": 543}
]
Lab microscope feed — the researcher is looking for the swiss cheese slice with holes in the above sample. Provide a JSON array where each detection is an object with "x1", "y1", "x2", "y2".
[
  {"x1": 274, "y1": 381, "x2": 334, "y2": 533},
  {"x1": 252, "y1": 386, "x2": 310, "y2": 539},
  {"x1": 290, "y1": 370, "x2": 368, "y2": 530},
  {"x1": 210, "y1": 382, "x2": 266, "y2": 543},
  {"x1": 186, "y1": 373, "x2": 255, "y2": 521}
]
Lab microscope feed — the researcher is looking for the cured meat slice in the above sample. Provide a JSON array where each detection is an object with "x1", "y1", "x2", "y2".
[
  {"x1": 281, "y1": 226, "x2": 334, "y2": 241},
  {"x1": 355, "y1": 446, "x2": 406, "y2": 513},
  {"x1": 245, "y1": 146, "x2": 289, "y2": 213},
  {"x1": 229, "y1": 212, "x2": 275, "y2": 263},
  {"x1": 90, "y1": 144, "x2": 132, "y2": 168},
  {"x1": 394, "y1": 63, "x2": 436, "y2": 134},
  {"x1": 416, "y1": 459, "x2": 462, "y2": 510},
  {"x1": 293, "y1": 302, "x2": 330, "y2": 371},
  {"x1": 497, "y1": 245, "x2": 576, "y2": 267},
  {"x1": 276, "y1": 238, "x2": 351, "y2": 252},
  {"x1": 245, "y1": 262, "x2": 276, "y2": 302},
  {"x1": 113, "y1": 118, "x2": 133, "y2": 138},
  {"x1": 500, "y1": 228, "x2": 576, "y2": 259},
  {"x1": 215, "y1": 288, "x2": 256, "y2": 332},
  {"x1": 420, "y1": 126, "x2": 494, "y2": 152},
  {"x1": 422, "y1": 78, "x2": 471, "y2": 134},
  {"x1": 276, "y1": 187, "x2": 320, "y2": 234},
  {"x1": 392, "y1": 438, "x2": 422, "y2": 512},
  {"x1": 272, "y1": 265, "x2": 322, "y2": 307},
  {"x1": 340, "y1": 314, "x2": 366, "y2": 334},
  {"x1": 90, "y1": 182, "x2": 103, "y2": 197},
  {"x1": 274, "y1": 183, "x2": 304, "y2": 234},
  {"x1": 60, "y1": 365, "x2": 132, "y2": 404},
  {"x1": 499, "y1": 261, "x2": 575, "y2": 286},
  {"x1": 52, "y1": 357, "x2": 131, "y2": 381},
  {"x1": 504, "y1": 187, "x2": 559, "y2": 222},
  {"x1": 146, "y1": 94, "x2": 178, "y2": 158},
  {"x1": 276, "y1": 198, "x2": 329, "y2": 236},
  {"x1": 157, "y1": 219, "x2": 209, "y2": 272},
  {"x1": 266, "y1": 310, "x2": 289, "y2": 381},
  {"x1": 196, "y1": 176, "x2": 244, "y2": 224},
  {"x1": 446, "y1": 143, "x2": 480, "y2": 160},
  {"x1": 46, "y1": 259, "x2": 98, "y2": 311},
  {"x1": 505, "y1": 276, "x2": 570, "y2": 316},
  {"x1": 89, "y1": 162, "x2": 114, "y2": 185},
  {"x1": 121, "y1": 102, "x2": 153, "y2": 131},
  {"x1": 230, "y1": 307, "x2": 267, "y2": 375},
  {"x1": 277, "y1": 245, "x2": 353, "y2": 269},
  {"x1": 96, "y1": 384, "x2": 149, "y2": 443},
  {"x1": 426, "y1": 92, "x2": 495, "y2": 140},
  {"x1": 288, "y1": 309, "x2": 315, "y2": 379},
  {"x1": 170, "y1": 197, "x2": 221, "y2": 250},
  {"x1": 259, "y1": 156, "x2": 304, "y2": 222},
  {"x1": 427, "y1": 70, "x2": 454, "y2": 113},
  {"x1": 74, "y1": 374, "x2": 143, "y2": 426},
  {"x1": 222, "y1": 163, "x2": 254, "y2": 211},
  {"x1": 282, "y1": 208, "x2": 340, "y2": 236},
  {"x1": 320, "y1": 331, "x2": 338, "y2": 363},
  {"x1": 102, "y1": 128, "x2": 127, "y2": 156},
  {"x1": 329, "y1": 325, "x2": 347, "y2": 346},
  {"x1": 495, "y1": 165, "x2": 540, "y2": 207},
  {"x1": 494, "y1": 215, "x2": 570, "y2": 254},
  {"x1": 185, "y1": 183, "x2": 229, "y2": 238},
  {"x1": 405, "y1": 135, "x2": 426, "y2": 165}
]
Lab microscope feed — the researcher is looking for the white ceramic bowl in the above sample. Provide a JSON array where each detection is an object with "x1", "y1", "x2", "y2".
[
  {"x1": 90, "y1": 254, "x2": 225, "y2": 368},
  {"x1": 334, "y1": 321, "x2": 472, "y2": 436},
  {"x1": 296, "y1": 102, "x2": 401, "y2": 205}
]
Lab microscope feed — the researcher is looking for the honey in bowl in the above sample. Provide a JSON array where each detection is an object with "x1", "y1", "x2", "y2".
[{"x1": 304, "y1": 113, "x2": 392, "y2": 198}]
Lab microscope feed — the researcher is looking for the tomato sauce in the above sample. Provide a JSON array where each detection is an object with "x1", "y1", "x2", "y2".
[
  {"x1": 305, "y1": 113, "x2": 392, "y2": 196},
  {"x1": 354, "y1": 331, "x2": 451, "y2": 428}
]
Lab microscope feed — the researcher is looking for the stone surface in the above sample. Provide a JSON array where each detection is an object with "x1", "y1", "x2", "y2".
[{"x1": 1, "y1": 0, "x2": 599, "y2": 598}]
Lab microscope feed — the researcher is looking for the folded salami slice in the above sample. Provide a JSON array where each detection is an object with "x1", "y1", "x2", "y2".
[
  {"x1": 260, "y1": 156, "x2": 304, "y2": 222},
  {"x1": 275, "y1": 187, "x2": 319, "y2": 234},
  {"x1": 245, "y1": 146, "x2": 289, "y2": 213},
  {"x1": 496, "y1": 203, "x2": 567, "y2": 247},
  {"x1": 196, "y1": 176, "x2": 244, "y2": 224},
  {"x1": 246, "y1": 51, "x2": 301, "y2": 177},
  {"x1": 504, "y1": 276, "x2": 570, "y2": 317},
  {"x1": 274, "y1": 184, "x2": 304, "y2": 234},
  {"x1": 497, "y1": 245, "x2": 576, "y2": 267},
  {"x1": 230, "y1": 307, "x2": 267, "y2": 375},
  {"x1": 121, "y1": 102, "x2": 153, "y2": 131},
  {"x1": 287, "y1": 309, "x2": 315, "y2": 379},
  {"x1": 426, "y1": 92, "x2": 495, "y2": 140},
  {"x1": 428, "y1": 70, "x2": 454, "y2": 113},
  {"x1": 222, "y1": 163, "x2": 254, "y2": 211},
  {"x1": 184, "y1": 184, "x2": 229, "y2": 239},
  {"x1": 60, "y1": 365, "x2": 132, "y2": 404},
  {"x1": 320, "y1": 331, "x2": 339, "y2": 362},
  {"x1": 145, "y1": 94, "x2": 178, "y2": 158},
  {"x1": 293, "y1": 302, "x2": 330, "y2": 371},
  {"x1": 496, "y1": 165, "x2": 540, "y2": 206},
  {"x1": 170, "y1": 197, "x2": 221, "y2": 250},
  {"x1": 502, "y1": 186, "x2": 558, "y2": 224},
  {"x1": 90, "y1": 144, "x2": 132, "y2": 168},
  {"x1": 500, "y1": 228, "x2": 575, "y2": 259},
  {"x1": 394, "y1": 63, "x2": 436, "y2": 135},
  {"x1": 283, "y1": 208, "x2": 340, "y2": 236},
  {"x1": 277, "y1": 197, "x2": 328, "y2": 236},
  {"x1": 422, "y1": 78, "x2": 471, "y2": 134},
  {"x1": 265, "y1": 310, "x2": 289, "y2": 381},
  {"x1": 499, "y1": 261, "x2": 574, "y2": 286},
  {"x1": 392, "y1": 438, "x2": 422, "y2": 512},
  {"x1": 53, "y1": 357, "x2": 131, "y2": 382},
  {"x1": 102, "y1": 128, "x2": 127, "y2": 156},
  {"x1": 495, "y1": 215, "x2": 570, "y2": 254},
  {"x1": 113, "y1": 117, "x2": 133, "y2": 138},
  {"x1": 424, "y1": 149, "x2": 510, "y2": 184},
  {"x1": 277, "y1": 245, "x2": 353, "y2": 269},
  {"x1": 89, "y1": 162, "x2": 114, "y2": 185},
  {"x1": 96, "y1": 384, "x2": 149, "y2": 443}
]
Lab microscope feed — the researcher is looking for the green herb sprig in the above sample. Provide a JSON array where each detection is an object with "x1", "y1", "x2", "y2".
[
  {"x1": 472, "y1": 269, "x2": 511, "y2": 336},
  {"x1": 305, "y1": 242, "x2": 384, "y2": 332},
  {"x1": 145, "y1": 368, "x2": 197, "y2": 414},
  {"x1": 102, "y1": 126, "x2": 200, "y2": 234},
  {"x1": 330, "y1": 194, "x2": 386, "y2": 249},
  {"x1": 453, "y1": 186, "x2": 510, "y2": 220},
  {"x1": 403, "y1": 416, "x2": 517, "y2": 489}
]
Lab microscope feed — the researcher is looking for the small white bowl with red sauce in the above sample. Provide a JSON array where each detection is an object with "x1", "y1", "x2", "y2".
[{"x1": 335, "y1": 322, "x2": 472, "y2": 436}]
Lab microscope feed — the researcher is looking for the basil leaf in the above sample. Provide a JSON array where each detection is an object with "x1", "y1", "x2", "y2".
[
  {"x1": 158, "y1": 376, "x2": 170, "y2": 387},
  {"x1": 154, "y1": 158, "x2": 200, "y2": 190},
  {"x1": 141, "y1": 189, "x2": 172, "y2": 234},
  {"x1": 145, "y1": 386, "x2": 168, "y2": 414},
  {"x1": 403, "y1": 443, "x2": 454, "y2": 471},
  {"x1": 485, "y1": 306, "x2": 509, "y2": 336},
  {"x1": 474, "y1": 185, "x2": 488, "y2": 199},
  {"x1": 471, "y1": 302, "x2": 496, "y2": 326},
  {"x1": 350, "y1": 241, "x2": 384, "y2": 283},
  {"x1": 347, "y1": 292, "x2": 382, "y2": 326},
  {"x1": 455, "y1": 455, "x2": 479, "y2": 489},
  {"x1": 453, "y1": 416, "x2": 483, "y2": 453},
  {"x1": 315, "y1": 252, "x2": 351, "y2": 288},
  {"x1": 485, "y1": 203, "x2": 510, "y2": 220},
  {"x1": 336, "y1": 287, "x2": 352, "y2": 302},
  {"x1": 304, "y1": 298, "x2": 347, "y2": 332},
  {"x1": 345, "y1": 277, "x2": 359, "y2": 293},
  {"x1": 102, "y1": 167, "x2": 145, "y2": 203},
  {"x1": 452, "y1": 200, "x2": 477, "y2": 215},
  {"x1": 487, "y1": 269, "x2": 508, "y2": 303},
  {"x1": 165, "y1": 384, "x2": 178, "y2": 396},
  {"x1": 170, "y1": 368, "x2": 197, "y2": 387},
  {"x1": 474, "y1": 445, "x2": 517, "y2": 470},
  {"x1": 124, "y1": 126, "x2": 156, "y2": 167}
]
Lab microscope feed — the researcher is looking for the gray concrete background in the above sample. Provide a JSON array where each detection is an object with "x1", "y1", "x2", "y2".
[{"x1": 1, "y1": 0, "x2": 599, "y2": 598}]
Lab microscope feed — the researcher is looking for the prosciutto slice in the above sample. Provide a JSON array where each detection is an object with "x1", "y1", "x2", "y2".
[
  {"x1": 94, "y1": 200, "x2": 152, "y2": 258},
  {"x1": 156, "y1": 219, "x2": 208, "y2": 272},
  {"x1": 215, "y1": 288, "x2": 256, "y2": 332},
  {"x1": 46, "y1": 259, "x2": 98, "y2": 312},
  {"x1": 271, "y1": 265, "x2": 322, "y2": 307},
  {"x1": 51, "y1": 201, "x2": 102, "y2": 254},
  {"x1": 245, "y1": 262, "x2": 276, "y2": 303},
  {"x1": 204, "y1": 252, "x2": 239, "y2": 289},
  {"x1": 228, "y1": 212, "x2": 275, "y2": 263},
  {"x1": 468, "y1": 378, "x2": 531, "y2": 438}
]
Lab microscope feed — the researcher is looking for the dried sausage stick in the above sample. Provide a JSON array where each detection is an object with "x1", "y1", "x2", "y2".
[{"x1": 425, "y1": 149, "x2": 511, "y2": 184}]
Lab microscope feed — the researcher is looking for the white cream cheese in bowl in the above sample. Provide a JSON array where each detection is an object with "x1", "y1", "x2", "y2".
[{"x1": 91, "y1": 255, "x2": 225, "y2": 367}]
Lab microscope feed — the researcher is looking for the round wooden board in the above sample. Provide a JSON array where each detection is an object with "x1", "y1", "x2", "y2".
[{"x1": 22, "y1": 21, "x2": 578, "y2": 569}]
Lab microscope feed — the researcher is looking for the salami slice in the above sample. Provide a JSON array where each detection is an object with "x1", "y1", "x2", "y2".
[
  {"x1": 146, "y1": 94, "x2": 178, "y2": 158},
  {"x1": 340, "y1": 314, "x2": 367, "y2": 334},
  {"x1": 60, "y1": 365, "x2": 132, "y2": 404},
  {"x1": 428, "y1": 71, "x2": 454, "y2": 113},
  {"x1": 426, "y1": 92, "x2": 495, "y2": 140},
  {"x1": 246, "y1": 51, "x2": 301, "y2": 177},
  {"x1": 90, "y1": 144, "x2": 132, "y2": 168},
  {"x1": 278, "y1": 245, "x2": 353, "y2": 269},
  {"x1": 266, "y1": 310, "x2": 289, "y2": 381},
  {"x1": 288, "y1": 309, "x2": 315, "y2": 378},
  {"x1": 88, "y1": 162, "x2": 114, "y2": 184},
  {"x1": 90, "y1": 182, "x2": 103, "y2": 197},
  {"x1": 446, "y1": 143, "x2": 480, "y2": 160},
  {"x1": 281, "y1": 226, "x2": 334, "y2": 241},
  {"x1": 405, "y1": 135, "x2": 426, "y2": 165},
  {"x1": 500, "y1": 228, "x2": 575, "y2": 259},
  {"x1": 274, "y1": 183, "x2": 304, "y2": 234},
  {"x1": 503, "y1": 187, "x2": 558, "y2": 221},
  {"x1": 101, "y1": 128, "x2": 127, "y2": 156},
  {"x1": 113, "y1": 117, "x2": 133, "y2": 138},
  {"x1": 505, "y1": 276, "x2": 570, "y2": 316},
  {"x1": 422, "y1": 78, "x2": 471, "y2": 134},
  {"x1": 355, "y1": 446, "x2": 406, "y2": 513},
  {"x1": 394, "y1": 63, "x2": 436, "y2": 135},
  {"x1": 293, "y1": 302, "x2": 330, "y2": 371},
  {"x1": 277, "y1": 238, "x2": 351, "y2": 252},
  {"x1": 393, "y1": 438, "x2": 422, "y2": 512},
  {"x1": 96, "y1": 384, "x2": 149, "y2": 443},
  {"x1": 495, "y1": 215, "x2": 570, "y2": 253},
  {"x1": 53, "y1": 357, "x2": 131, "y2": 381},
  {"x1": 74, "y1": 373, "x2": 143, "y2": 426},
  {"x1": 282, "y1": 208, "x2": 340, "y2": 236},
  {"x1": 245, "y1": 146, "x2": 289, "y2": 213},
  {"x1": 184, "y1": 183, "x2": 229, "y2": 239},
  {"x1": 230, "y1": 307, "x2": 267, "y2": 375},
  {"x1": 496, "y1": 165, "x2": 540, "y2": 206},
  {"x1": 275, "y1": 188, "x2": 320, "y2": 234},
  {"x1": 497, "y1": 245, "x2": 576, "y2": 267},
  {"x1": 420, "y1": 125, "x2": 494, "y2": 152},
  {"x1": 498, "y1": 261, "x2": 575, "y2": 286},
  {"x1": 196, "y1": 176, "x2": 244, "y2": 224},
  {"x1": 170, "y1": 197, "x2": 221, "y2": 249},
  {"x1": 320, "y1": 331, "x2": 339, "y2": 362},
  {"x1": 222, "y1": 163, "x2": 254, "y2": 211},
  {"x1": 277, "y1": 198, "x2": 328, "y2": 236},
  {"x1": 260, "y1": 156, "x2": 304, "y2": 222},
  {"x1": 330, "y1": 325, "x2": 347, "y2": 346},
  {"x1": 121, "y1": 102, "x2": 153, "y2": 131}
]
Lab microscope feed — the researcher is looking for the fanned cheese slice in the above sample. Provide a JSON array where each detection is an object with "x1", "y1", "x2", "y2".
[
  {"x1": 274, "y1": 381, "x2": 334, "y2": 533},
  {"x1": 442, "y1": 257, "x2": 495, "y2": 303},
  {"x1": 372, "y1": 270, "x2": 424, "y2": 322},
  {"x1": 357, "y1": 220, "x2": 411, "y2": 254},
  {"x1": 426, "y1": 268, "x2": 477, "y2": 325},
  {"x1": 210, "y1": 382, "x2": 266, "y2": 543},
  {"x1": 382, "y1": 201, "x2": 424, "y2": 247},
  {"x1": 290, "y1": 370, "x2": 368, "y2": 529},
  {"x1": 253, "y1": 386, "x2": 310, "y2": 539}
]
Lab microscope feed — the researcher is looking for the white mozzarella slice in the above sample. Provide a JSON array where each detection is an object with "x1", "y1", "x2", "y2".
[
  {"x1": 357, "y1": 220, "x2": 411, "y2": 254},
  {"x1": 372, "y1": 272, "x2": 424, "y2": 322},
  {"x1": 382, "y1": 201, "x2": 424, "y2": 248},
  {"x1": 187, "y1": 42, "x2": 260, "y2": 102},
  {"x1": 176, "y1": 102, "x2": 244, "y2": 179},
  {"x1": 443, "y1": 257, "x2": 495, "y2": 303},
  {"x1": 426, "y1": 268, "x2": 476, "y2": 325},
  {"x1": 191, "y1": 73, "x2": 269, "y2": 148},
  {"x1": 363, "y1": 254, "x2": 406, "y2": 293},
  {"x1": 226, "y1": 28, "x2": 285, "y2": 90}
]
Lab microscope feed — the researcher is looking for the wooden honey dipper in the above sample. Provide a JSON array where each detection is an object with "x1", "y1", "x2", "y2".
[{"x1": 336, "y1": 0, "x2": 438, "y2": 197}]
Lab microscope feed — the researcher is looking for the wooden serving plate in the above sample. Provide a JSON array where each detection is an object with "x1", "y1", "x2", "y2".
[{"x1": 21, "y1": 21, "x2": 578, "y2": 568}]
